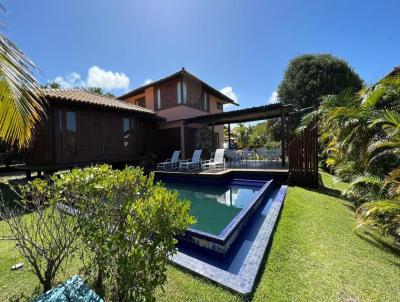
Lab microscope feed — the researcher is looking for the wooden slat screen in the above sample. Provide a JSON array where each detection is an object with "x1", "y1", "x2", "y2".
[{"x1": 288, "y1": 122, "x2": 318, "y2": 188}]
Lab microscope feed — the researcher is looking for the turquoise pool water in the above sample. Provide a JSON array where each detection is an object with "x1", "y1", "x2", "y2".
[{"x1": 164, "y1": 181, "x2": 262, "y2": 235}]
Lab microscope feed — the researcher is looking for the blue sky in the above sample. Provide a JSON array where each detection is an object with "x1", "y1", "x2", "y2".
[{"x1": 4, "y1": 0, "x2": 400, "y2": 109}]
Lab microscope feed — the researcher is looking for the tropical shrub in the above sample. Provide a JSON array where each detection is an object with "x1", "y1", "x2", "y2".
[
  {"x1": 300, "y1": 73, "x2": 400, "y2": 240},
  {"x1": 0, "y1": 178, "x2": 81, "y2": 292},
  {"x1": 229, "y1": 122, "x2": 280, "y2": 150},
  {"x1": 55, "y1": 165, "x2": 195, "y2": 301},
  {"x1": 195, "y1": 124, "x2": 214, "y2": 158}
]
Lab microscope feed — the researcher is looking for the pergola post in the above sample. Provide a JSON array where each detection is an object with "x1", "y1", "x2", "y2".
[
  {"x1": 228, "y1": 123, "x2": 231, "y2": 148},
  {"x1": 181, "y1": 122, "x2": 186, "y2": 159},
  {"x1": 211, "y1": 122, "x2": 215, "y2": 153},
  {"x1": 280, "y1": 108, "x2": 286, "y2": 167}
]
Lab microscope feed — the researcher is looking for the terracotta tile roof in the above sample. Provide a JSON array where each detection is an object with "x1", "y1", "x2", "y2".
[
  {"x1": 118, "y1": 68, "x2": 238, "y2": 105},
  {"x1": 42, "y1": 88, "x2": 160, "y2": 117}
]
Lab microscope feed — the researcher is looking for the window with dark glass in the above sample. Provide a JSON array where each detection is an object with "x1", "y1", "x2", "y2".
[
  {"x1": 156, "y1": 89, "x2": 161, "y2": 109},
  {"x1": 135, "y1": 97, "x2": 146, "y2": 108},
  {"x1": 123, "y1": 117, "x2": 130, "y2": 152},
  {"x1": 217, "y1": 102, "x2": 223, "y2": 110},
  {"x1": 203, "y1": 92, "x2": 209, "y2": 112},
  {"x1": 59, "y1": 110, "x2": 77, "y2": 159}
]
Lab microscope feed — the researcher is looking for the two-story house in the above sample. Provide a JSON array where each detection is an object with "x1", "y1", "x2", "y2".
[{"x1": 118, "y1": 68, "x2": 238, "y2": 159}]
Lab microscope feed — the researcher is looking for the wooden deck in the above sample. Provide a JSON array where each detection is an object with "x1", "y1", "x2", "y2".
[{"x1": 154, "y1": 166, "x2": 289, "y2": 184}]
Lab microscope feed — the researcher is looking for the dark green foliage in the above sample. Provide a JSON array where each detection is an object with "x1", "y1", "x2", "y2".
[
  {"x1": 55, "y1": 165, "x2": 194, "y2": 301},
  {"x1": 196, "y1": 125, "x2": 214, "y2": 158},
  {"x1": 229, "y1": 122, "x2": 281, "y2": 149},
  {"x1": 86, "y1": 87, "x2": 115, "y2": 97},
  {"x1": 299, "y1": 74, "x2": 400, "y2": 240},
  {"x1": 278, "y1": 54, "x2": 363, "y2": 110},
  {"x1": 43, "y1": 81, "x2": 61, "y2": 89}
]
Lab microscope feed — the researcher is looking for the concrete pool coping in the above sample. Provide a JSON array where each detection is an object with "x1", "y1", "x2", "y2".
[{"x1": 170, "y1": 185, "x2": 288, "y2": 295}]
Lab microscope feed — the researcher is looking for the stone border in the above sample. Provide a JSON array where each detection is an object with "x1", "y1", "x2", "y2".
[{"x1": 171, "y1": 185, "x2": 288, "y2": 295}]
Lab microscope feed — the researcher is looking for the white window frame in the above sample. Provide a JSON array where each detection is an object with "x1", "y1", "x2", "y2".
[
  {"x1": 177, "y1": 81, "x2": 182, "y2": 104},
  {"x1": 156, "y1": 89, "x2": 161, "y2": 109},
  {"x1": 183, "y1": 81, "x2": 187, "y2": 104},
  {"x1": 203, "y1": 93, "x2": 208, "y2": 111}
]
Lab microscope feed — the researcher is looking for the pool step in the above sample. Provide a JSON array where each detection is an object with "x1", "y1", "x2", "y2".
[{"x1": 230, "y1": 178, "x2": 272, "y2": 187}]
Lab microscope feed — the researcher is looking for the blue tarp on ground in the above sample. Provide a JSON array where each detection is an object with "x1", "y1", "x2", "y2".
[{"x1": 34, "y1": 276, "x2": 104, "y2": 302}]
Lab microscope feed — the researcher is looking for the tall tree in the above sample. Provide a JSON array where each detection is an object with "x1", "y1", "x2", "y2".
[
  {"x1": 0, "y1": 7, "x2": 44, "y2": 148},
  {"x1": 86, "y1": 87, "x2": 115, "y2": 98},
  {"x1": 278, "y1": 54, "x2": 363, "y2": 110}
]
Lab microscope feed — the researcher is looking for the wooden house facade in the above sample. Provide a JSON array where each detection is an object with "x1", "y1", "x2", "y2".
[{"x1": 26, "y1": 89, "x2": 162, "y2": 172}]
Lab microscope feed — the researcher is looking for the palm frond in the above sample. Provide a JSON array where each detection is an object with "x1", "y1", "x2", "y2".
[
  {"x1": 361, "y1": 85, "x2": 385, "y2": 108},
  {"x1": 384, "y1": 167, "x2": 400, "y2": 198},
  {"x1": 369, "y1": 110, "x2": 400, "y2": 139},
  {"x1": 349, "y1": 173, "x2": 383, "y2": 187},
  {"x1": 355, "y1": 199, "x2": 400, "y2": 238},
  {"x1": 0, "y1": 32, "x2": 45, "y2": 148}
]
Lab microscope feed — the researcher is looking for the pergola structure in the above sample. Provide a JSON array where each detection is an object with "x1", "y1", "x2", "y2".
[{"x1": 184, "y1": 103, "x2": 293, "y2": 166}]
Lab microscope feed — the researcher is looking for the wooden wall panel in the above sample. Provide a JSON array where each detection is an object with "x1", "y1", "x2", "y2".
[
  {"x1": 185, "y1": 127, "x2": 198, "y2": 159},
  {"x1": 288, "y1": 122, "x2": 318, "y2": 188},
  {"x1": 27, "y1": 101, "x2": 158, "y2": 167},
  {"x1": 91, "y1": 112, "x2": 103, "y2": 160},
  {"x1": 77, "y1": 111, "x2": 91, "y2": 161},
  {"x1": 25, "y1": 116, "x2": 53, "y2": 165},
  {"x1": 155, "y1": 79, "x2": 179, "y2": 109},
  {"x1": 158, "y1": 127, "x2": 181, "y2": 161}
]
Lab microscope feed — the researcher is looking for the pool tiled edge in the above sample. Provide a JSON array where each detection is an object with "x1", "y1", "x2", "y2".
[
  {"x1": 179, "y1": 179, "x2": 274, "y2": 256},
  {"x1": 171, "y1": 185, "x2": 288, "y2": 295}
]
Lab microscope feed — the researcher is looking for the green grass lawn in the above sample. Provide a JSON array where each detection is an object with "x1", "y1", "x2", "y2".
[{"x1": 1, "y1": 172, "x2": 399, "y2": 301}]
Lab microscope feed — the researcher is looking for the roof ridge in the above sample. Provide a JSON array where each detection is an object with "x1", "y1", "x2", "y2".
[
  {"x1": 117, "y1": 68, "x2": 237, "y2": 105},
  {"x1": 41, "y1": 88, "x2": 160, "y2": 116}
]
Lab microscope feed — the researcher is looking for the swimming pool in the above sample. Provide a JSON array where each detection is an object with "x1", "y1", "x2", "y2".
[
  {"x1": 156, "y1": 171, "x2": 288, "y2": 294},
  {"x1": 159, "y1": 176, "x2": 274, "y2": 256},
  {"x1": 164, "y1": 179, "x2": 265, "y2": 235}
]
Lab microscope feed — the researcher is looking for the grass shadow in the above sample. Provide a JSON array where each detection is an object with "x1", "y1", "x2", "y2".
[
  {"x1": 0, "y1": 182, "x2": 20, "y2": 212},
  {"x1": 355, "y1": 229, "x2": 400, "y2": 258}
]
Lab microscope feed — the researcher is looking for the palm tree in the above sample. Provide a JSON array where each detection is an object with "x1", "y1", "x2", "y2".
[
  {"x1": 0, "y1": 8, "x2": 44, "y2": 148},
  {"x1": 300, "y1": 74, "x2": 400, "y2": 239},
  {"x1": 232, "y1": 123, "x2": 249, "y2": 149}
]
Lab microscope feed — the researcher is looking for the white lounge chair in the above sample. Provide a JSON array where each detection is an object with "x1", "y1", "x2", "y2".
[
  {"x1": 157, "y1": 150, "x2": 181, "y2": 170},
  {"x1": 180, "y1": 150, "x2": 202, "y2": 170},
  {"x1": 202, "y1": 149, "x2": 225, "y2": 172}
]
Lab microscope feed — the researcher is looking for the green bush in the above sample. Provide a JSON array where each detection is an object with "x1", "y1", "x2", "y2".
[
  {"x1": 0, "y1": 178, "x2": 81, "y2": 293},
  {"x1": 55, "y1": 165, "x2": 195, "y2": 301},
  {"x1": 195, "y1": 125, "x2": 214, "y2": 158}
]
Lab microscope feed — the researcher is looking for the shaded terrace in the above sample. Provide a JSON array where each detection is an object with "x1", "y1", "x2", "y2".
[{"x1": 183, "y1": 103, "x2": 293, "y2": 169}]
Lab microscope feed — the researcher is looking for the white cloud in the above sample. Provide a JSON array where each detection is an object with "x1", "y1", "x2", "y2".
[
  {"x1": 50, "y1": 66, "x2": 130, "y2": 92},
  {"x1": 53, "y1": 72, "x2": 85, "y2": 88},
  {"x1": 219, "y1": 86, "x2": 238, "y2": 102},
  {"x1": 219, "y1": 86, "x2": 239, "y2": 111},
  {"x1": 86, "y1": 66, "x2": 130, "y2": 91},
  {"x1": 267, "y1": 90, "x2": 278, "y2": 104},
  {"x1": 143, "y1": 78, "x2": 153, "y2": 85}
]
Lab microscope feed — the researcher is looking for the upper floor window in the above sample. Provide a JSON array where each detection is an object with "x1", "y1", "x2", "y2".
[
  {"x1": 177, "y1": 81, "x2": 182, "y2": 104},
  {"x1": 217, "y1": 102, "x2": 223, "y2": 110},
  {"x1": 156, "y1": 89, "x2": 161, "y2": 109},
  {"x1": 203, "y1": 93, "x2": 209, "y2": 112},
  {"x1": 183, "y1": 81, "x2": 187, "y2": 104},
  {"x1": 135, "y1": 97, "x2": 146, "y2": 108}
]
